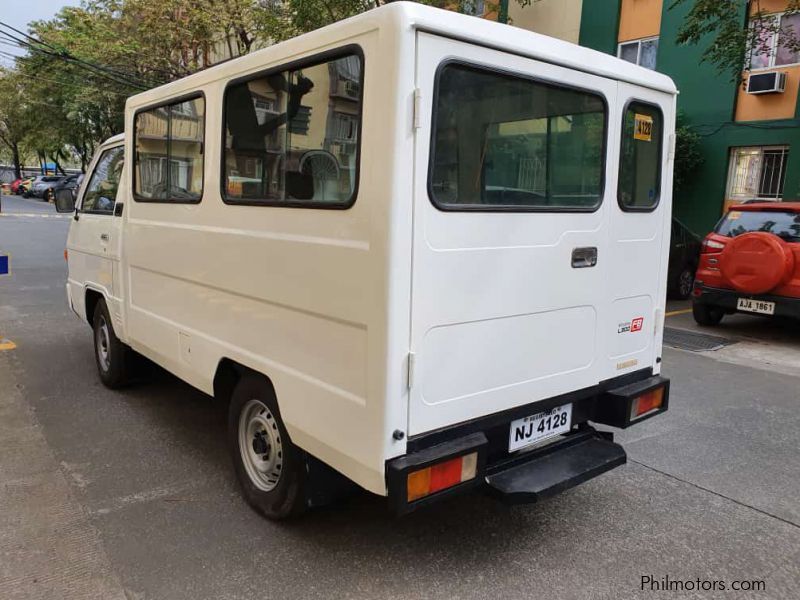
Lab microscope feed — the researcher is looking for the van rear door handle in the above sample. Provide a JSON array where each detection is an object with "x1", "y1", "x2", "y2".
[
  {"x1": 572, "y1": 247, "x2": 597, "y2": 268},
  {"x1": 100, "y1": 233, "x2": 109, "y2": 242}
]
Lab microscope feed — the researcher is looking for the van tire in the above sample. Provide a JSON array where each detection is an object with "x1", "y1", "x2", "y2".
[
  {"x1": 692, "y1": 302, "x2": 724, "y2": 326},
  {"x1": 92, "y1": 299, "x2": 131, "y2": 388},
  {"x1": 228, "y1": 374, "x2": 307, "y2": 520}
]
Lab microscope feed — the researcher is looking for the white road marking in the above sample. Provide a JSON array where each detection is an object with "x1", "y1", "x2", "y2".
[{"x1": 0, "y1": 212, "x2": 68, "y2": 219}]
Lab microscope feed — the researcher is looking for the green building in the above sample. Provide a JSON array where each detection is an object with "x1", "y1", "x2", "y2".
[{"x1": 577, "y1": 0, "x2": 800, "y2": 235}]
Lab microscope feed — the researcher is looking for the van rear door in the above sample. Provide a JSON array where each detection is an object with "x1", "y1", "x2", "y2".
[
  {"x1": 604, "y1": 83, "x2": 671, "y2": 381},
  {"x1": 409, "y1": 33, "x2": 619, "y2": 435}
]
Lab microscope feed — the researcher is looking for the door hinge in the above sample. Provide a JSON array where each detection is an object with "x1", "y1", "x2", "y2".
[
  {"x1": 407, "y1": 352, "x2": 416, "y2": 389},
  {"x1": 668, "y1": 133, "x2": 676, "y2": 160},
  {"x1": 413, "y1": 88, "x2": 422, "y2": 131}
]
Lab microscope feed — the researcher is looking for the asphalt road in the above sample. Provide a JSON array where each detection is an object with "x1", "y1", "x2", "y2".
[{"x1": 1, "y1": 193, "x2": 799, "y2": 600}]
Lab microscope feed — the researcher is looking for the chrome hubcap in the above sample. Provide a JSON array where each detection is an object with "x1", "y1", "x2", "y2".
[
  {"x1": 238, "y1": 399, "x2": 283, "y2": 492},
  {"x1": 96, "y1": 316, "x2": 110, "y2": 372}
]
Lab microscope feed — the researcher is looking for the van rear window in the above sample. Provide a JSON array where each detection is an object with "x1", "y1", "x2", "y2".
[
  {"x1": 618, "y1": 102, "x2": 662, "y2": 211},
  {"x1": 429, "y1": 63, "x2": 606, "y2": 211},
  {"x1": 717, "y1": 210, "x2": 800, "y2": 242}
]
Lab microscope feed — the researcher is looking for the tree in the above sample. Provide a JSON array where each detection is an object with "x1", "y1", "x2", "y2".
[
  {"x1": 0, "y1": 70, "x2": 28, "y2": 179},
  {"x1": 672, "y1": 0, "x2": 800, "y2": 81},
  {"x1": 674, "y1": 120, "x2": 704, "y2": 193}
]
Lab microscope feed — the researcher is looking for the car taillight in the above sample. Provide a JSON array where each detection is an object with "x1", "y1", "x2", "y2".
[
  {"x1": 701, "y1": 238, "x2": 726, "y2": 254},
  {"x1": 407, "y1": 452, "x2": 478, "y2": 502},
  {"x1": 64, "y1": 249, "x2": 68, "y2": 262},
  {"x1": 630, "y1": 387, "x2": 665, "y2": 420}
]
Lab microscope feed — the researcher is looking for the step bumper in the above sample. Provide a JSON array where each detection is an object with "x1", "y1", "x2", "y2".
[{"x1": 485, "y1": 430, "x2": 626, "y2": 504}]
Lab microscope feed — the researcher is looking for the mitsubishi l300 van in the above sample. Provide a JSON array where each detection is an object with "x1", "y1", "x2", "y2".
[{"x1": 55, "y1": 2, "x2": 675, "y2": 519}]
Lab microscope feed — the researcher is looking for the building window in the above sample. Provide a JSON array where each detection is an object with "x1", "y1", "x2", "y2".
[
  {"x1": 461, "y1": 0, "x2": 485, "y2": 17},
  {"x1": 727, "y1": 146, "x2": 789, "y2": 201},
  {"x1": 618, "y1": 37, "x2": 659, "y2": 70},
  {"x1": 429, "y1": 62, "x2": 607, "y2": 211},
  {"x1": 749, "y1": 12, "x2": 800, "y2": 70},
  {"x1": 222, "y1": 51, "x2": 362, "y2": 207}
]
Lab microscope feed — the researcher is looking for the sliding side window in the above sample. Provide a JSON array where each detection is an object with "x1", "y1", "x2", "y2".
[
  {"x1": 134, "y1": 96, "x2": 205, "y2": 202},
  {"x1": 430, "y1": 63, "x2": 607, "y2": 211},
  {"x1": 222, "y1": 52, "x2": 362, "y2": 207},
  {"x1": 618, "y1": 101, "x2": 663, "y2": 211}
]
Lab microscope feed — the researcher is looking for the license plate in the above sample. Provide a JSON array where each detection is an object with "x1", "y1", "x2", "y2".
[
  {"x1": 508, "y1": 404, "x2": 572, "y2": 452},
  {"x1": 737, "y1": 297, "x2": 775, "y2": 315}
]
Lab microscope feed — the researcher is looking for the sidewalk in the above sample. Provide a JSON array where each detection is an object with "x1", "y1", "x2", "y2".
[{"x1": 0, "y1": 355, "x2": 127, "y2": 600}]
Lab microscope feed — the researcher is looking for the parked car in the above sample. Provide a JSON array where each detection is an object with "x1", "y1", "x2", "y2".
[
  {"x1": 31, "y1": 175, "x2": 67, "y2": 199},
  {"x1": 49, "y1": 174, "x2": 84, "y2": 203},
  {"x1": 16, "y1": 177, "x2": 35, "y2": 195},
  {"x1": 668, "y1": 218, "x2": 701, "y2": 300},
  {"x1": 692, "y1": 202, "x2": 800, "y2": 325}
]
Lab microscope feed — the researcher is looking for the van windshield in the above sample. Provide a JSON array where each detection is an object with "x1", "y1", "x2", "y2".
[
  {"x1": 429, "y1": 63, "x2": 606, "y2": 210},
  {"x1": 716, "y1": 209, "x2": 800, "y2": 242}
]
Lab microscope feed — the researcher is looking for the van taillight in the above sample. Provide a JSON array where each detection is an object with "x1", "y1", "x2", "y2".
[
  {"x1": 406, "y1": 452, "x2": 478, "y2": 502},
  {"x1": 630, "y1": 387, "x2": 665, "y2": 420},
  {"x1": 701, "y1": 238, "x2": 725, "y2": 254}
]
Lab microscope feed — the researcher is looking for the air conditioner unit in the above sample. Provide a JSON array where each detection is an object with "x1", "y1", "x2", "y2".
[{"x1": 747, "y1": 71, "x2": 787, "y2": 94}]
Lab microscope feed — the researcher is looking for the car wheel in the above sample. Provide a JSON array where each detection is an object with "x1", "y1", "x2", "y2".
[
  {"x1": 692, "y1": 302, "x2": 724, "y2": 326},
  {"x1": 228, "y1": 374, "x2": 308, "y2": 520},
  {"x1": 92, "y1": 299, "x2": 132, "y2": 388},
  {"x1": 673, "y1": 265, "x2": 695, "y2": 300}
]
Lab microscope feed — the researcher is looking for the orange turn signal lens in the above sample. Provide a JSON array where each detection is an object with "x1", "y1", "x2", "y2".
[
  {"x1": 631, "y1": 387, "x2": 665, "y2": 420},
  {"x1": 406, "y1": 452, "x2": 478, "y2": 502},
  {"x1": 63, "y1": 249, "x2": 68, "y2": 262}
]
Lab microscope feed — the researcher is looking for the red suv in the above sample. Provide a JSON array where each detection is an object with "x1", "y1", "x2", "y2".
[{"x1": 692, "y1": 202, "x2": 800, "y2": 326}]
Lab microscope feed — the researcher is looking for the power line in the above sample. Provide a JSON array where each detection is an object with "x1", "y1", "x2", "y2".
[{"x1": 0, "y1": 22, "x2": 152, "y2": 90}]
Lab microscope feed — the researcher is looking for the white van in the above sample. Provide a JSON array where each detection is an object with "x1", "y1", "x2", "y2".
[{"x1": 57, "y1": 2, "x2": 674, "y2": 518}]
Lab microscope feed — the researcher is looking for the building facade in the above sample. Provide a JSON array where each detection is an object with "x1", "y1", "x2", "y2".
[
  {"x1": 578, "y1": 0, "x2": 800, "y2": 234},
  {"x1": 495, "y1": 0, "x2": 800, "y2": 234}
]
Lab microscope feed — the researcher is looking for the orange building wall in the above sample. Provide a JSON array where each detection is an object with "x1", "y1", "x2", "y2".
[
  {"x1": 736, "y1": 0, "x2": 799, "y2": 121},
  {"x1": 736, "y1": 66, "x2": 800, "y2": 121},
  {"x1": 618, "y1": 0, "x2": 663, "y2": 42}
]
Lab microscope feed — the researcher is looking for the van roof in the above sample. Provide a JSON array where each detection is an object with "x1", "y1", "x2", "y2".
[{"x1": 126, "y1": 2, "x2": 676, "y2": 112}]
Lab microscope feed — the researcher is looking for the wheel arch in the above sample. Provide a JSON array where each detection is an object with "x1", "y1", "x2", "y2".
[
  {"x1": 213, "y1": 358, "x2": 278, "y2": 406},
  {"x1": 84, "y1": 287, "x2": 105, "y2": 327}
]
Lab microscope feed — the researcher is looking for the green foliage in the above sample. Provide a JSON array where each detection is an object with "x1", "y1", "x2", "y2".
[
  {"x1": 674, "y1": 121, "x2": 704, "y2": 194},
  {"x1": 1, "y1": 0, "x2": 510, "y2": 167},
  {"x1": 673, "y1": 0, "x2": 800, "y2": 81}
]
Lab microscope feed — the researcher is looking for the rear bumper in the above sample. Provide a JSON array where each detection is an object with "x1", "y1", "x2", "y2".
[
  {"x1": 693, "y1": 284, "x2": 800, "y2": 319},
  {"x1": 386, "y1": 370, "x2": 669, "y2": 515}
]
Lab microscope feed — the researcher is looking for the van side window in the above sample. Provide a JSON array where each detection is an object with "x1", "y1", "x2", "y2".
[
  {"x1": 222, "y1": 52, "x2": 362, "y2": 207},
  {"x1": 429, "y1": 63, "x2": 606, "y2": 211},
  {"x1": 81, "y1": 146, "x2": 124, "y2": 214},
  {"x1": 134, "y1": 96, "x2": 205, "y2": 202},
  {"x1": 618, "y1": 101, "x2": 662, "y2": 211}
]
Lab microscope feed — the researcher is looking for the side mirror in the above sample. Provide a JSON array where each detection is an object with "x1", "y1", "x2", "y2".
[{"x1": 54, "y1": 188, "x2": 76, "y2": 213}]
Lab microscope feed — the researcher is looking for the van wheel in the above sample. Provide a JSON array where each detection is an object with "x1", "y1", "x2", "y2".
[
  {"x1": 228, "y1": 374, "x2": 307, "y2": 519},
  {"x1": 92, "y1": 299, "x2": 131, "y2": 388},
  {"x1": 692, "y1": 302, "x2": 724, "y2": 326}
]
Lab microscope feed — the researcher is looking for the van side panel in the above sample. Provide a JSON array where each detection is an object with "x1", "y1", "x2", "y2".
[{"x1": 122, "y1": 29, "x2": 410, "y2": 495}]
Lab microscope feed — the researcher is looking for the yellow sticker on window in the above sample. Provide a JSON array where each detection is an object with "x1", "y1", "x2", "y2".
[
  {"x1": 634, "y1": 113, "x2": 653, "y2": 142},
  {"x1": 728, "y1": 211, "x2": 742, "y2": 220}
]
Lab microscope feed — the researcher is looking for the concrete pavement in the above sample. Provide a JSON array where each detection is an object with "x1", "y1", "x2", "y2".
[{"x1": 1, "y1": 193, "x2": 798, "y2": 599}]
